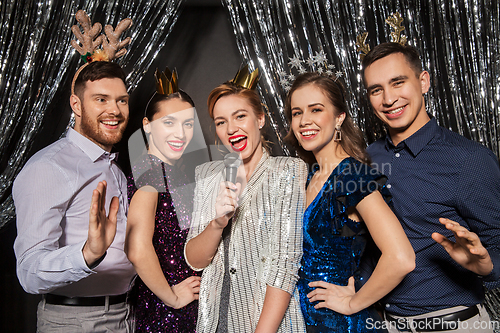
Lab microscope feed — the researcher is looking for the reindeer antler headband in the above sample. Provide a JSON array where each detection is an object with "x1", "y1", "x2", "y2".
[
  {"x1": 356, "y1": 12, "x2": 407, "y2": 59},
  {"x1": 70, "y1": 10, "x2": 133, "y2": 95}
]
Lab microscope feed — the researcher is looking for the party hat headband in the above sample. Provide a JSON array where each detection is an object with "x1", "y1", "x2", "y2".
[
  {"x1": 230, "y1": 65, "x2": 259, "y2": 90},
  {"x1": 155, "y1": 67, "x2": 179, "y2": 95},
  {"x1": 70, "y1": 10, "x2": 133, "y2": 95},
  {"x1": 278, "y1": 50, "x2": 344, "y2": 92},
  {"x1": 356, "y1": 12, "x2": 407, "y2": 59}
]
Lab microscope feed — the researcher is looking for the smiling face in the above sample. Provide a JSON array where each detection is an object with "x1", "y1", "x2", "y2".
[
  {"x1": 71, "y1": 77, "x2": 129, "y2": 151},
  {"x1": 213, "y1": 94, "x2": 265, "y2": 166},
  {"x1": 364, "y1": 52, "x2": 430, "y2": 145},
  {"x1": 290, "y1": 83, "x2": 345, "y2": 156},
  {"x1": 143, "y1": 98, "x2": 195, "y2": 165}
]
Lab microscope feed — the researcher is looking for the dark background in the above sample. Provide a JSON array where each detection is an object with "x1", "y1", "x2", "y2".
[{"x1": 0, "y1": 1, "x2": 241, "y2": 332}]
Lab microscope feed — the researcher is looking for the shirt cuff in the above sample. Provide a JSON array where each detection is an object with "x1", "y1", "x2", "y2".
[{"x1": 480, "y1": 250, "x2": 500, "y2": 282}]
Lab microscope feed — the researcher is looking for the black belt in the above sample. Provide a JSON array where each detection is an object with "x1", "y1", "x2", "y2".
[
  {"x1": 45, "y1": 293, "x2": 127, "y2": 307},
  {"x1": 385, "y1": 305, "x2": 480, "y2": 332}
]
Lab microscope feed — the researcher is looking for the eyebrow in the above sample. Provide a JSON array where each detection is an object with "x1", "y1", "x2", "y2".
[
  {"x1": 366, "y1": 75, "x2": 408, "y2": 92},
  {"x1": 159, "y1": 115, "x2": 195, "y2": 122},
  {"x1": 90, "y1": 93, "x2": 129, "y2": 100},
  {"x1": 291, "y1": 103, "x2": 324, "y2": 110},
  {"x1": 214, "y1": 109, "x2": 248, "y2": 121}
]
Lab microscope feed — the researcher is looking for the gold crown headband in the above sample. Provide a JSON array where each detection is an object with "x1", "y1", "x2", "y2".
[
  {"x1": 356, "y1": 12, "x2": 407, "y2": 59},
  {"x1": 278, "y1": 50, "x2": 344, "y2": 92},
  {"x1": 155, "y1": 67, "x2": 179, "y2": 95},
  {"x1": 230, "y1": 65, "x2": 259, "y2": 90},
  {"x1": 70, "y1": 10, "x2": 133, "y2": 95}
]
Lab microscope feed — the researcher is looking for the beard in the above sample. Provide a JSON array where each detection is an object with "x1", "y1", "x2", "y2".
[{"x1": 79, "y1": 104, "x2": 128, "y2": 149}]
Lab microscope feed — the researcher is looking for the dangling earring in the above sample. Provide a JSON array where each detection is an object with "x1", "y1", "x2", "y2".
[{"x1": 334, "y1": 126, "x2": 342, "y2": 142}]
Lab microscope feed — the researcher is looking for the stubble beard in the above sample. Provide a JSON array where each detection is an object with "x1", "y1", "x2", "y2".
[{"x1": 80, "y1": 104, "x2": 128, "y2": 149}]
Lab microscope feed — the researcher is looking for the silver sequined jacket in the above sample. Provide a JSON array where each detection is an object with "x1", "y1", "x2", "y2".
[{"x1": 185, "y1": 150, "x2": 307, "y2": 333}]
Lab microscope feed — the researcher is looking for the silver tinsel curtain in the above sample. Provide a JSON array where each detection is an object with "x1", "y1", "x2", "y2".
[
  {"x1": 222, "y1": 0, "x2": 500, "y2": 327},
  {"x1": 222, "y1": 0, "x2": 499, "y2": 159},
  {"x1": 0, "y1": 0, "x2": 184, "y2": 228}
]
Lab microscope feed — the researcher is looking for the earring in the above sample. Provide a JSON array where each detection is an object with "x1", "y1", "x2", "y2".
[{"x1": 334, "y1": 126, "x2": 342, "y2": 142}]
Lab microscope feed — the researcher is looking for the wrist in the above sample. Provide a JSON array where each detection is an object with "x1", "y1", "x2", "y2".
[
  {"x1": 210, "y1": 218, "x2": 226, "y2": 232},
  {"x1": 82, "y1": 241, "x2": 106, "y2": 268}
]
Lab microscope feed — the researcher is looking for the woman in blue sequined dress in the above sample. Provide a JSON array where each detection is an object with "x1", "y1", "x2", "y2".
[
  {"x1": 284, "y1": 72, "x2": 415, "y2": 333},
  {"x1": 125, "y1": 76, "x2": 201, "y2": 332}
]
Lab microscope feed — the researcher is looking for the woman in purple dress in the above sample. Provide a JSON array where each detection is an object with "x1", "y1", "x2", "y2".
[{"x1": 125, "y1": 70, "x2": 201, "y2": 332}]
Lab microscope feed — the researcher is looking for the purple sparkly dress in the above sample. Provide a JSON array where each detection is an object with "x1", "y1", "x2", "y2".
[{"x1": 128, "y1": 154, "x2": 200, "y2": 333}]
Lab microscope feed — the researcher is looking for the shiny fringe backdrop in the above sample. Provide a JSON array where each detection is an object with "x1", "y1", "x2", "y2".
[
  {"x1": 0, "y1": 0, "x2": 183, "y2": 228},
  {"x1": 222, "y1": 0, "x2": 500, "y2": 328},
  {"x1": 222, "y1": 0, "x2": 499, "y2": 157}
]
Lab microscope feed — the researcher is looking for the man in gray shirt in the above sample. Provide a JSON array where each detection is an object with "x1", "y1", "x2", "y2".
[{"x1": 13, "y1": 61, "x2": 136, "y2": 332}]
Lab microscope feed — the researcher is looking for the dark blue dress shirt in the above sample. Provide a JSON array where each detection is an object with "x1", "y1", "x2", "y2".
[{"x1": 367, "y1": 118, "x2": 500, "y2": 316}]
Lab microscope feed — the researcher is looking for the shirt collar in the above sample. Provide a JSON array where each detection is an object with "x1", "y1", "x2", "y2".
[
  {"x1": 385, "y1": 117, "x2": 438, "y2": 157},
  {"x1": 66, "y1": 128, "x2": 118, "y2": 162}
]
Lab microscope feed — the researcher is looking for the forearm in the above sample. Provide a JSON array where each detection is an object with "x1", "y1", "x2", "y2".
[
  {"x1": 185, "y1": 220, "x2": 224, "y2": 269},
  {"x1": 350, "y1": 252, "x2": 413, "y2": 312},
  {"x1": 255, "y1": 285, "x2": 291, "y2": 333},
  {"x1": 129, "y1": 244, "x2": 178, "y2": 307},
  {"x1": 15, "y1": 240, "x2": 93, "y2": 294}
]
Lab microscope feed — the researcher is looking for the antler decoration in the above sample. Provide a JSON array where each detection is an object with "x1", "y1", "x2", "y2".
[
  {"x1": 70, "y1": 10, "x2": 133, "y2": 63},
  {"x1": 155, "y1": 67, "x2": 179, "y2": 95},
  {"x1": 102, "y1": 18, "x2": 133, "y2": 61},
  {"x1": 355, "y1": 12, "x2": 407, "y2": 59},
  {"x1": 70, "y1": 10, "x2": 104, "y2": 62},
  {"x1": 70, "y1": 10, "x2": 133, "y2": 95},
  {"x1": 385, "y1": 12, "x2": 407, "y2": 45},
  {"x1": 356, "y1": 32, "x2": 371, "y2": 60}
]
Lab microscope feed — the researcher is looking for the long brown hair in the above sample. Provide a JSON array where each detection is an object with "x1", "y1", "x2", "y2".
[{"x1": 284, "y1": 72, "x2": 371, "y2": 165}]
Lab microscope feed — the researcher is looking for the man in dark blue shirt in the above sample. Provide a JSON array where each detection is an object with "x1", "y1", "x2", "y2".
[{"x1": 362, "y1": 42, "x2": 500, "y2": 332}]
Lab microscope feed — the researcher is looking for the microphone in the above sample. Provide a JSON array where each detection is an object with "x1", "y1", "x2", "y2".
[{"x1": 224, "y1": 152, "x2": 241, "y2": 185}]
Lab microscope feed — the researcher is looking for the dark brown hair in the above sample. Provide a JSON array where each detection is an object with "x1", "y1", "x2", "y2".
[
  {"x1": 361, "y1": 42, "x2": 422, "y2": 84},
  {"x1": 145, "y1": 90, "x2": 195, "y2": 121},
  {"x1": 284, "y1": 72, "x2": 370, "y2": 165},
  {"x1": 74, "y1": 61, "x2": 127, "y2": 99}
]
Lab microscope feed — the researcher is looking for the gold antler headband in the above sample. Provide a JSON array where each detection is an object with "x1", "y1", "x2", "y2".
[
  {"x1": 230, "y1": 64, "x2": 259, "y2": 90},
  {"x1": 356, "y1": 12, "x2": 407, "y2": 59},
  {"x1": 70, "y1": 10, "x2": 133, "y2": 95}
]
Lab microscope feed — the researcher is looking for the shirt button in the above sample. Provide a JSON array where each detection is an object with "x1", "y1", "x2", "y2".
[
  {"x1": 387, "y1": 184, "x2": 392, "y2": 189},
  {"x1": 395, "y1": 153, "x2": 400, "y2": 157},
  {"x1": 386, "y1": 304, "x2": 391, "y2": 308},
  {"x1": 230, "y1": 268, "x2": 236, "y2": 274}
]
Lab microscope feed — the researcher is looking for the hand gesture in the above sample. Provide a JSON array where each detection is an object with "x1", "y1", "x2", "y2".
[
  {"x1": 83, "y1": 181, "x2": 119, "y2": 267},
  {"x1": 307, "y1": 277, "x2": 358, "y2": 315},
  {"x1": 432, "y1": 218, "x2": 493, "y2": 276},
  {"x1": 213, "y1": 181, "x2": 240, "y2": 229},
  {"x1": 170, "y1": 276, "x2": 201, "y2": 309}
]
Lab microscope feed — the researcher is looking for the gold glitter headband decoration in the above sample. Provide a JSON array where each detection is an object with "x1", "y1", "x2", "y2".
[
  {"x1": 70, "y1": 10, "x2": 133, "y2": 95},
  {"x1": 356, "y1": 12, "x2": 407, "y2": 59},
  {"x1": 230, "y1": 64, "x2": 259, "y2": 90},
  {"x1": 155, "y1": 67, "x2": 179, "y2": 95},
  {"x1": 278, "y1": 50, "x2": 344, "y2": 92}
]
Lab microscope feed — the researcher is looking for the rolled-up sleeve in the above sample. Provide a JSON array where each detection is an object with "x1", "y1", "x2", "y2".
[{"x1": 266, "y1": 158, "x2": 307, "y2": 294}]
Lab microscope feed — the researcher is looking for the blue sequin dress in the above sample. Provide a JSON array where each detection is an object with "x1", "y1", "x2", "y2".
[
  {"x1": 297, "y1": 157, "x2": 390, "y2": 333},
  {"x1": 127, "y1": 154, "x2": 200, "y2": 333}
]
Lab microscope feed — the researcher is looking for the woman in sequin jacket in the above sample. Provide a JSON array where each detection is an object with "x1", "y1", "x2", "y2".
[
  {"x1": 185, "y1": 77, "x2": 307, "y2": 333},
  {"x1": 125, "y1": 89, "x2": 201, "y2": 332}
]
